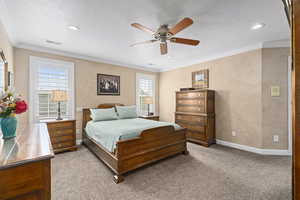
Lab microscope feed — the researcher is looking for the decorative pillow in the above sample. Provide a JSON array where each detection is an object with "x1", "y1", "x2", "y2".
[
  {"x1": 115, "y1": 105, "x2": 138, "y2": 119},
  {"x1": 90, "y1": 108, "x2": 118, "y2": 121}
]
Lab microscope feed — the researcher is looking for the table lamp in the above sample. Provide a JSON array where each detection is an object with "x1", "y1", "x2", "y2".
[
  {"x1": 51, "y1": 90, "x2": 68, "y2": 120},
  {"x1": 142, "y1": 96, "x2": 153, "y2": 116}
]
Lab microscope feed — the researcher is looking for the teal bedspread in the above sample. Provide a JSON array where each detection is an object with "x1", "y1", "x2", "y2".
[{"x1": 85, "y1": 118, "x2": 182, "y2": 152}]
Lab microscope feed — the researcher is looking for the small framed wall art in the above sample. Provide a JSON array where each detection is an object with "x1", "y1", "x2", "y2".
[
  {"x1": 97, "y1": 74, "x2": 120, "y2": 95},
  {"x1": 192, "y1": 69, "x2": 209, "y2": 89}
]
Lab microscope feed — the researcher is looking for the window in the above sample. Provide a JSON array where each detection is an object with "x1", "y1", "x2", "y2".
[
  {"x1": 29, "y1": 57, "x2": 74, "y2": 122},
  {"x1": 136, "y1": 73, "x2": 156, "y2": 115}
]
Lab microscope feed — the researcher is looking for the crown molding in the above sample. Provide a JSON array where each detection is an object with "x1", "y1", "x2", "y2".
[
  {"x1": 14, "y1": 40, "x2": 291, "y2": 73},
  {"x1": 159, "y1": 43, "x2": 263, "y2": 72},
  {"x1": 160, "y1": 39, "x2": 291, "y2": 72},
  {"x1": 15, "y1": 43, "x2": 160, "y2": 72},
  {"x1": 262, "y1": 39, "x2": 291, "y2": 48}
]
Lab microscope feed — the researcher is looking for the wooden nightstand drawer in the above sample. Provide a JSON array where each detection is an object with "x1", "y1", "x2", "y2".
[
  {"x1": 48, "y1": 128, "x2": 74, "y2": 137},
  {"x1": 52, "y1": 141, "x2": 75, "y2": 149},
  {"x1": 46, "y1": 119, "x2": 77, "y2": 154},
  {"x1": 51, "y1": 135, "x2": 74, "y2": 144},
  {"x1": 47, "y1": 121, "x2": 74, "y2": 129}
]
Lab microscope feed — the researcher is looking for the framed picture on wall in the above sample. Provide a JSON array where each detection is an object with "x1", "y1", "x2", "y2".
[
  {"x1": 192, "y1": 69, "x2": 209, "y2": 88},
  {"x1": 97, "y1": 74, "x2": 120, "y2": 95}
]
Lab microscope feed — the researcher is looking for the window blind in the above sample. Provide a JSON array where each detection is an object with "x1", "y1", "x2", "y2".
[
  {"x1": 30, "y1": 57, "x2": 74, "y2": 122},
  {"x1": 136, "y1": 73, "x2": 156, "y2": 115},
  {"x1": 36, "y1": 66, "x2": 69, "y2": 120}
]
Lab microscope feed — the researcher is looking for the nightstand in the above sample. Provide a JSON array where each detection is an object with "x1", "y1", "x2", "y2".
[
  {"x1": 46, "y1": 119, "x2": 77, "y2": 154},
  {"x1": 139, "y1": 115, "x2": 160, "y2": 121}
]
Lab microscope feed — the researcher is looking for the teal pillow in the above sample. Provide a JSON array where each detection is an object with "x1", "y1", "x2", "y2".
[
  {"x1": 116, "y1": 105, "x2": 138, "y2": 119},
  {"x1": 90, "y1": 108, "x2": 118, "y2": 121}
]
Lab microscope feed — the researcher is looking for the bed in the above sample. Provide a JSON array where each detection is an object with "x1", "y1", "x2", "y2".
[{"x1": 82, "y1": 104, "x2": 188, "y2": 183}]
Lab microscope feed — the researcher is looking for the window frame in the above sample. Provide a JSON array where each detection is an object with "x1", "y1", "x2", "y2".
[
  {"x1": 29, "y1": 56, "x2": 75, "y2": 123},
  {"x1": 0, "y1": 50, "x2": 8, "y2": 91},
  {"x1": 136, "y1": 73, "x2": 156, "y2": 116}
]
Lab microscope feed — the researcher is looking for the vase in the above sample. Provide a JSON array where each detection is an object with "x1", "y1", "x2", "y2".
[{"x1": 1, "y1": 116, "x2": 17, "y2": 139}]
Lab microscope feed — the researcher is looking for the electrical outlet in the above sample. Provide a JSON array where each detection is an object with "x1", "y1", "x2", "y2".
[
  {"x1": 273, "y1": 135, "x2": 279, "y2": 143},
  {"x1": 232, "y1": 131, "x2": 236, "y2": 137}
]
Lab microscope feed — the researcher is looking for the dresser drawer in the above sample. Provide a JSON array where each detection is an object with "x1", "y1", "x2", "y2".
[
  {"x1": 52, "y1": 141, "x2": 75, "y2": 149},
  {"x1": 51, "y1": 135, "x2": 74, "y2": 144},
  {"x1": 48, "y1": 128, "x2": 74, "y2": 137},
  {"x1": 176, "y1": 91, "x2": 205, "y2": 99},
  {"x1": 176, "y1": 121, "x2": 206, "y2": 132},
  {"x1": 47, "y1": 121, "x2": 74, "y2": 129},
  {"x1": 176, "y1": 105, "x2": 206, "y2": 113},
  {"x1": 175, "y1": 114, "x2": 207, "y2": 125},
  {"x1": 186, "y1": 130, "x2": 207, "y2": 141},
  {"x1": 177, "y1": 99, "x2": 205, "y2": 106}
]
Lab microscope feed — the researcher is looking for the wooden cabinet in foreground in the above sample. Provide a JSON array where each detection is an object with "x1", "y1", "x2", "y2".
[
  {"x1": 175, "y1": 89, "x2": 215, "y2": 147},
  {"x1": 46, "y1": 119, "x2": 77, "y2": 153},
  {"x1": 0, "y1": 124, "x2": 54, "y2": 200}
]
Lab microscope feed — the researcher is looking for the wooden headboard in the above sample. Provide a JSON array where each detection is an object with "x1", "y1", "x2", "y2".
[{"x1": 82, "y1": 104, "x2": 124, "y2": 131}]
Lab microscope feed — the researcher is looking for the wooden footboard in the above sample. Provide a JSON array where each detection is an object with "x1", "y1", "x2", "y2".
[
  {"x1": 82, "y1": 104, "x2": 188, "y2": 183},
  {"x1": 116, "y1": 126, "x2": 187, "y2": 174}
]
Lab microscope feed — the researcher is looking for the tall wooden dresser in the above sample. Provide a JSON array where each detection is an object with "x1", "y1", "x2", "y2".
[{"x1": 175, "y1": 89, "x2": 215, "y2": 147}]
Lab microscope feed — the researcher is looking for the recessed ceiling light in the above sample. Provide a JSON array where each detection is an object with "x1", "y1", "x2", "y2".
[
  {"x1": 251, "y1": 23, "x2": 266, "y2": 30},
  {"x1": 46, "y1": 40, "x2": 62, "y2": 45},
  {"x1": 68, "y1": 25, "x2": 80, "y2": 31}
]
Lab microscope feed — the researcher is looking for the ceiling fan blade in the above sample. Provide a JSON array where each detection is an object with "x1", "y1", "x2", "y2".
[
  {"x1": 130, "y1": 40, "x2": 158, "y2": 47},
  {"x1": 170, "y1": 37, "x2": 200, "y2": 46},
  {"x1": 131, "y1": 23, "x2": 155, "y2": 34},
  {"x1": 160, "y1": 42, "x2": 168, "y2": 55},
  {"x1": 169, "y1": 18, "x2": 193, "y2": 35}
]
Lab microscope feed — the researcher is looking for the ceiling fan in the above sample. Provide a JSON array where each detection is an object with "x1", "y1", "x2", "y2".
[{"x1": 130, "y1": 17, "x2": 200, "y2": 55}]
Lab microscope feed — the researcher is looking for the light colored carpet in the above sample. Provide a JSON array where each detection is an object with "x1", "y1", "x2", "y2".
[{"x1": 52, "y1": 143, "x2": 291, "y2": 200}]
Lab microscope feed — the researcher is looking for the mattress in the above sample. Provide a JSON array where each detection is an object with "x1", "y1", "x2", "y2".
[{"x1": 85, "y1": 118, "x2": 182, "y2": 152}]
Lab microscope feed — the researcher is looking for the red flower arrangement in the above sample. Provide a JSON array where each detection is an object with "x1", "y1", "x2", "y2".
[
  {"x1": 15, "y1": 100, "x2": 28, "y2": 114},
  {"x1": 0, "y1": 89, "x2": 28, "y2": 118}
]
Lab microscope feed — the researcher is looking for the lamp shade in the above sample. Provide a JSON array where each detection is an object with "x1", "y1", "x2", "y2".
[
  {"x1": 142, "y1": 96, "x2": 153, "y2": 104},
  {"x1": 51, "y1": 90, "x2": 68, "y2": 102}
]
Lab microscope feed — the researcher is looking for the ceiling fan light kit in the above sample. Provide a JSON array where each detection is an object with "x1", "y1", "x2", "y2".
[{"x1": 131, "y1": 17, "x2": 200, "y2": 55}]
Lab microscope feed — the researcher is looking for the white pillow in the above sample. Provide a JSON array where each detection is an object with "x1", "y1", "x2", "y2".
[
  {"x1": 90, "y1": 108, "x2": 118, "y2": 121},
  {"x1": 115, "y1": 105, "x2": 138, "y2": 119}
]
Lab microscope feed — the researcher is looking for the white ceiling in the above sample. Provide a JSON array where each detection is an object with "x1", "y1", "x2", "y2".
[{"x1": 0, "y1": 0, "x2": 290, "y2": 72}]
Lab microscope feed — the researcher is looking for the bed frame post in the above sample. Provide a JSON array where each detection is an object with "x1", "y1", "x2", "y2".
[{"x1": 113, "y1": 174, "x2": 124, "y2": 183}]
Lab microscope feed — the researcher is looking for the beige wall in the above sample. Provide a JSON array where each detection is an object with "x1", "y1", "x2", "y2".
[
  {"x1": 0, "y1": 20, "x2": 13, "y2": 70},
  {"x1": 160, "y1": 49, "x2": 263, "y2": 148},
  {"x1": 261, "y1": 48, "x2": 290, "y2": 149},
  {"x1": 14, "y1": 48, "x2": 159, "y2": 139},
  {"x1": 159, "y1": 48, "x2": 290, "y2": 150},
  {"x1": 12, "y1": 45, "x2": 290, "y2": 149}
]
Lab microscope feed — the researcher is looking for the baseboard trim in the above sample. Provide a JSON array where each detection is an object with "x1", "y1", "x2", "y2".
[{"x1": 216, "y1": 139, "x2": 291, "y2": 156}]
